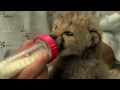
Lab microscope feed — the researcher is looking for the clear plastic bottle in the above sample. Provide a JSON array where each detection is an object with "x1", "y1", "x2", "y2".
[{"x1": 0, "y1": 34, "x2": 58, "y2": 79}]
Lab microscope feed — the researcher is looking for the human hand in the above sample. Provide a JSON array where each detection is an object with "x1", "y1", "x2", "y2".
[
  {"x1": 13, "y1": 40, "x2": 50, "y2": 79},
  {"x1": 101, "y1": 41, "x2": 115, "y2": 70}
]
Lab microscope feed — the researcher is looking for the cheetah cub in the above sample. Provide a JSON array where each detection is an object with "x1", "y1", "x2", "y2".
[{"x1": 49, "y1": 11, "x2": 109, "y2": 79}]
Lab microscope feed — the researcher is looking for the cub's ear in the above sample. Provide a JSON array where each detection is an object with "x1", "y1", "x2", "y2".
[{"x1": 88, "y1": 29, "x2": 101, "y2": 47}]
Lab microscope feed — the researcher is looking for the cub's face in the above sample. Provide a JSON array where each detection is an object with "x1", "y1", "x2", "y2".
[{"x1": 50, "y1": 11, "x2": 102, "y2": 57}]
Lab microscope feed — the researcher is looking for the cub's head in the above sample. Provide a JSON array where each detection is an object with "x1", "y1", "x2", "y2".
[{"x1": 50, "y1": 11, "x2": 102, "y2": 57}]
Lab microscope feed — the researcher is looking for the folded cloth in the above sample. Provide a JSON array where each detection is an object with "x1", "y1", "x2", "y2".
[{"x1": 95, "y1": 11, "x2": 120, "y2": 62}]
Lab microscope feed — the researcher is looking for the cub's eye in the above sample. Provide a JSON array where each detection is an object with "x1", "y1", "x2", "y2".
[{"x1": 64, "y1": 31, "x2": 73, "y2": 36}]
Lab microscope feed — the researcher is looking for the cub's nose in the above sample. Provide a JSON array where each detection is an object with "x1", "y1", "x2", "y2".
[{"x1": 50, "y1": 35, "x2": 57, "y2": 39}]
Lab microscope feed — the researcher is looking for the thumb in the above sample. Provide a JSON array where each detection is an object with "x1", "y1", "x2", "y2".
[{"x1": 42, "y1": 53, "x2": 50, "y2": 64}]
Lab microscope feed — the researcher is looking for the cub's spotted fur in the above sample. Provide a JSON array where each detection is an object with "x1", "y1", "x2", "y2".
[{"x1": 49, "y1": 11, "x2": 109, "y2": 79}]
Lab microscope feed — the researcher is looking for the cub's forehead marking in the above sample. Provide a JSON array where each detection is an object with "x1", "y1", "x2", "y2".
[{"x1": 52, "y1": 11, "x2": 87, "y2": 32}]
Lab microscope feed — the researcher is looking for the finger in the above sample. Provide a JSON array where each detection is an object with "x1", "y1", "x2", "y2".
[
  {"x1": 16, "y1": 40, "x2": 33, "y2": 52},
  {"x1": 15, "y1": 53, "x2": 50, "y2": 79},
  {"x1": 36, "y1": 66, "x2": 48, "y2": 79}
]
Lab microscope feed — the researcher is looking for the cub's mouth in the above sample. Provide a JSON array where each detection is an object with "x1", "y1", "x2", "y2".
[
  {"x1": 50, "y1": 35, "x2": 64, "y2": 52},
  {"x1": 58, "y1": 42, "x2": 64, "y2": 51}
]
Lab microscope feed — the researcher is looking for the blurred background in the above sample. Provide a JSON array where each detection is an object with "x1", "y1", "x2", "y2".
[{"x1": 105, "y1": 11, "x2": 120, "y2": 15}]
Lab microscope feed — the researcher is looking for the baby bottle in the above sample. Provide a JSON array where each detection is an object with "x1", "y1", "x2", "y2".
[{"x1": 0, "y1": 34, "x2": 58, "y2": 79}]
